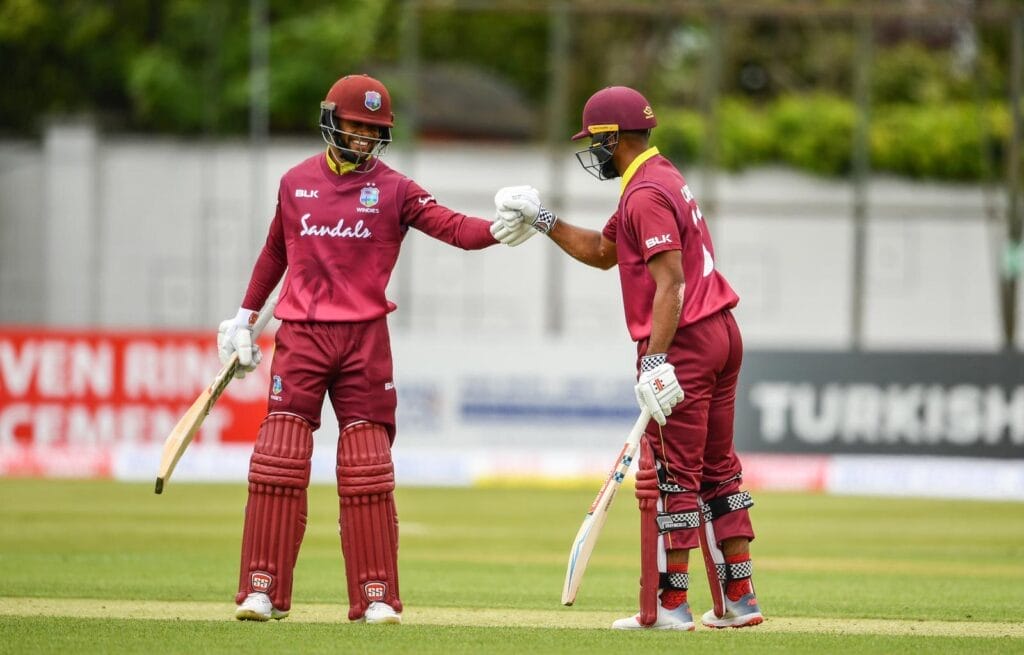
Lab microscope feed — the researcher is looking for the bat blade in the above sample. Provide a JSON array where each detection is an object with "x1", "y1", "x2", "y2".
[
  {"x1": 561, "y1": 488, "x2": 615, "y2": 605},
  {"x1": 561, "y1": 408, "x2": 650, "y2": 606},
  {"x1": 154, "y1": 384, "x2": 215, "y2": 494},
  {"x1": 153, "y1": 298, "x2": 277, "y2": 495}
]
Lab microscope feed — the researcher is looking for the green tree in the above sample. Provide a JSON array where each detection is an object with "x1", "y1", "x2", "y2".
[
  {"x1": 1, "y1": 0, "x2": 149, "y2": 134},
  {"x1": 126, "y1": 0, "x2": 388, "y2": 134}
]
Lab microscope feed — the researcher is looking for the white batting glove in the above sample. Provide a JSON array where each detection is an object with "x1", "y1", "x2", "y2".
[
  {"x1": 494, "y1": 185, "x2": 534, "y2": 222},
  {"x1": 490, "y1": 186, "x2": 536, "y2": 247},
  {"x1": 490, "y1": 218, "x2": 535, "y2": 246},
  {"x1": 495, "y1": 185, "x2": 557, "y2": 234},
  {"x1": 634, "y1": 353, "x2": 684, "y2": 426},
  {"x1": 217, "y1": 307, "x2": 263, "y2": 379}
]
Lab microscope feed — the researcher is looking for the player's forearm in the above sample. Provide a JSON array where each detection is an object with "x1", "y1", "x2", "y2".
[
  {"x1": 452, "y1": 216, "x2": 500, "y2": 250},
  {"x1": 412, "y1": 207, "x2": 497, "y2": 250},
  {"x1": 241, "y1": 244, "x2": 287, "y2": 310},
  {"x1": 647, "y1": 280, "x2": 684, "y2": 354},
  {"x1": 547, "y1": 220, "x2": 616, "y2": 269}
]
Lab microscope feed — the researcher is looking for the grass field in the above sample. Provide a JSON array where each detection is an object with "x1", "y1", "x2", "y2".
[{"x1": 2, "y1": 478, "x2": 1023, "y2": 654}]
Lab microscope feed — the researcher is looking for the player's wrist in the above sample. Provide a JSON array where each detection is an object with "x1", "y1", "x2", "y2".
[
  {"x1": 533, "y1": 206, "x2": 557, "y2": 234},
  {"x1": 640, "y1": 353, "x2": 668, "y2": 373},
  {"x1": 234, "y1": 307, "x2": 260, "y2": 330}
]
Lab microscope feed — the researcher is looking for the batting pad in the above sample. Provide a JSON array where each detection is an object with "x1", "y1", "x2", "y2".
[
  {"x1": 236, "y1": 413, "x2": 313, "y2": 612},
  {"x1": 337, "y1": 422, "x2": 402, "y2": 620},
  {"x1": 700, "y1": 481, "x2": 755, "y2": 545},
  {"x1": 698, "y1": 483, "x2": 755, "y2": 618}
]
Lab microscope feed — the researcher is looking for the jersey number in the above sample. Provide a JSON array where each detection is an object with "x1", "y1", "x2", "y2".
[{"x1": 682, "y1": 185, "x2": 715, "y2": 278}]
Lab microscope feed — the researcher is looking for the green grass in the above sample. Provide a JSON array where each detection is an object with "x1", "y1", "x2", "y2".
[{"x1": 1, "y1": 479, "x2": 1023, "y2": 654}]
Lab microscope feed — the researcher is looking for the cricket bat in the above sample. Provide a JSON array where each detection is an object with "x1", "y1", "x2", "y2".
[
  {"x1": 561, "y1": 407, "x2": 651, "y2": 605},
  {"x1": 154, "y1": 298, "x2": 277, "y2": 494}
]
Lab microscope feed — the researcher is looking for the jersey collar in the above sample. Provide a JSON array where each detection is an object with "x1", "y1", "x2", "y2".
[
  {"x1": 325, "y1": 147, "x2": 357, "y2": 175},
  {"x1": 619, "y1": 146, "x2": 660, "y2": 195}
]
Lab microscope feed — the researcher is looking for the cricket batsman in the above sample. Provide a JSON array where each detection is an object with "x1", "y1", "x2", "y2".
[
  {"x1": 492, "y1": 86, "x2": 764, "y2": 630},
  {"x1": 219, "y1": 73, "x2": 533, "y2": 623}
]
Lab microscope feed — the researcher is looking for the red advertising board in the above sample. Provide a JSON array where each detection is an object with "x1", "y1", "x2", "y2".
[{"x1": 0, "y1": 328, "x2": 271, "y2": 477}]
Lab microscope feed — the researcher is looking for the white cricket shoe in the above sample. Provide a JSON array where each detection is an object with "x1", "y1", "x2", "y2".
[
  {"x1": 611, "y1": 603, "x2": 695, "y2": 630},
  {"x1": 362, "y1": 601, "x2": 402, "y2": 625},
  {"x1": 701, "y1": 592, "x2": 764, "y2": 628},
  {"x1": 234, "y1": 592, "x2": 289, "y2": 621}
]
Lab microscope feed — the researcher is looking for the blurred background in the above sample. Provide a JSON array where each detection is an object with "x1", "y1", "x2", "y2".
[{"x1": 1, "y1": 0, "x2": 1021, "y2": 498}]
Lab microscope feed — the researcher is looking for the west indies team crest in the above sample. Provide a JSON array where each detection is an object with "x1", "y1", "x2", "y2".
[
  {"x1": 364, "y1": 90, "x2": 382, "y2": 111},
  {"x1": 360, "y1": 184, "x2": 380, "y2": 207}
]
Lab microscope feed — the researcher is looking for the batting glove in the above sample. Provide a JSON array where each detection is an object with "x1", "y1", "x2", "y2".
[
  {"x1": 490, "y1": 216, "x2": 535, "y2": 246},
  {"x1": 495, "y1": 185, "x2": 557, "y2": 234},
  {"x1": 217, "y1": 307, "x2": 263, "y2": 379},
  {"x1": 634, "y1": 353, "x2": 684, "y2": 426}
]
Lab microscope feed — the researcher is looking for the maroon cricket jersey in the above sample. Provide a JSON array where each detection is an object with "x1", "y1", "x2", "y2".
[
  {"x1": 242, "y1": 152, "x2": 496, "y2": 320},
  {"x1": 602, "y1": 148, "x2": 739, "y2": 341}
]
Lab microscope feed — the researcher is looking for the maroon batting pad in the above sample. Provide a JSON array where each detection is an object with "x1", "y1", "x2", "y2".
[
  {"x1": 337, "y1": 422, "x2": 402, "y2": 620},
  {"x1": 700, "y1": 478, "x2": 755, "y2": 544},
  {"x1": 235, "y1": 413, "x2": 313, "y2": 611}
]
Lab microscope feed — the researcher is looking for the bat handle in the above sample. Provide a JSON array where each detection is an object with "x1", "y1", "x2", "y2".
[
  {"x1": 251, "y1": 297, "x2": 278, "y2": 339},
  {"x1": 627, "y1": 407, "x2": 652, "y2": 446}
]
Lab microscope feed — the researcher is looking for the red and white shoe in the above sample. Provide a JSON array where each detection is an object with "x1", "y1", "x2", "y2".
[
  {"x1": 701, "y1": 593, "x2": 763, "y2": 628},
  {"x1": 611, "y1": 602, "x2": 695, "y2": 630}
]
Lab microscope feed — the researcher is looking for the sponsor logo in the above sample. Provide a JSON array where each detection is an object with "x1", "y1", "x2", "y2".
[
  {"x1": 384, "y1": 381, "x2": 395, "y2": 391},
  {"x1": 654, "y1": 379, "x2": 665, "y2": 392},
  {"x1": 360, "y1": 185, "x2": 379, "y2": 207},
  {"x1": 680, "y1": 185, "x2": 694, "y2": 203},
  {"x1": 295, "y1": 189, "x2": 319, "y2": 199},
  {"x1": 251, "y1": 572, "x2": 272, "y2": 592},
  {"x1": 364, "y1": 582, "x2": 386, "y2": 601},
  {"x1": 645, "y1": 234, "x2": 672, "y2": 249},
  {"x1": 299, "y1": 214, "x2": 372, "y2": 239},
  {"x1": 417, "y1": 195, "x2": 435, "y2": 206},
  {"x1": 246, "y1": 312, "x2": 259, "y2": 327},
  {"x1": 749, "y1": 381, "x2": 1024, "y2": 447},
  {"x1": 364, "y1": 91, "x2": 382, "y2": 112}
]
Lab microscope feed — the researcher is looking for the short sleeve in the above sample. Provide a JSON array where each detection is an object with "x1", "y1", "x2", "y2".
[
  {"x1": 602, "y1": 210, "x2": 620, "y2": 243},
  {"x1": 623, "y1": 186, "x2": 681, "y2": 261}
]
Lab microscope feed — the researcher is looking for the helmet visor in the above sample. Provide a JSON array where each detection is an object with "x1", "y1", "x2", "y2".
[{"x1": 574, "y1": 133, "x2": 619, "y2": 180}]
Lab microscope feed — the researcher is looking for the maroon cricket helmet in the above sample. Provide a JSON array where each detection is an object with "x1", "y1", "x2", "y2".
[
  {"x1": 571, "y1": 86, "x2": 657, "y2": 141},
  {"x1": 322, "y1": 74, "x2": 394, "y2": 128},
  {"x1": 319, "y1": 74, "x2": 394, "y2": 172}
]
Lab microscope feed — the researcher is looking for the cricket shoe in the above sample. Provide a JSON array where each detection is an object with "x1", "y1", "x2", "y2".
[
  {"x1": 361, "y1": 601, "x2": 402, "y2": 625},
  {"x1": 701, "y1": 592, "x2": 764, "y2": 628},
  {"x1": 611, "y1": 603, "x2": 695, "y2": 630},
  {"x1": 234, "y1": 592, "x2": 289, "y2": 621}
]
